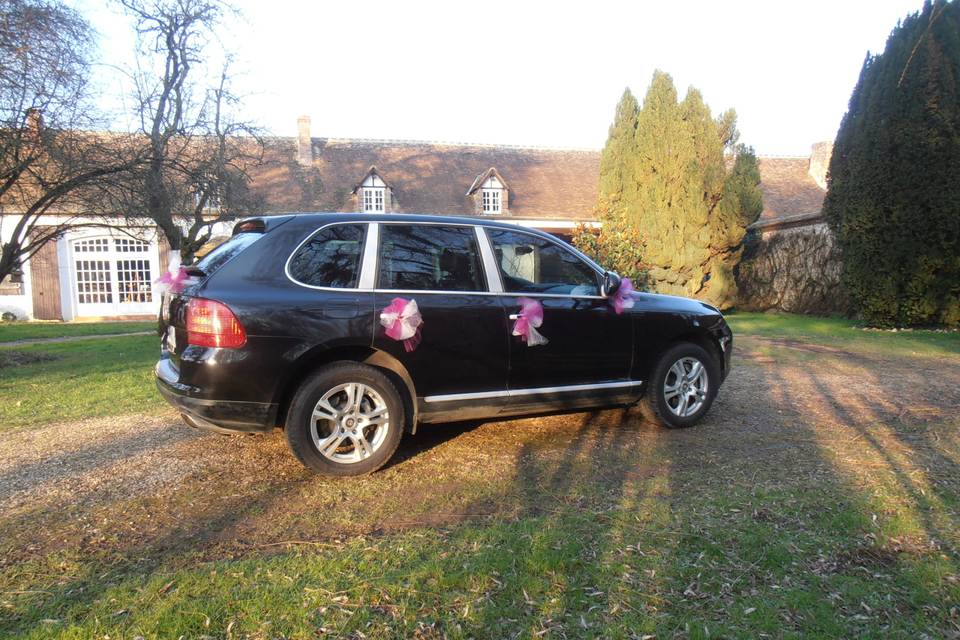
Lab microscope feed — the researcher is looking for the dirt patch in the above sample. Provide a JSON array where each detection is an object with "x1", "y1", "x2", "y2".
[
  {"x1": 0, "y1": 349, "x2": 60, "y2": 369},
  {"x1": 1, "y1": 333, "x2": 959, "y2": 572},
  {"x1": 748, "y1": 336, "x2": 856, "y2": 355},
  {"x1": 811, "y1": 537, "x2": 941, "y2": 576}
]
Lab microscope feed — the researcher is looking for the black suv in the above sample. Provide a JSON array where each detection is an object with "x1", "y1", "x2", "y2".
[{"x1": 156, "y1": 213, "x2": 732, "y2": 475}]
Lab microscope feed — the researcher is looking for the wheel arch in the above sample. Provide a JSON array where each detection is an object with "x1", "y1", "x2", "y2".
[
  {"x1": 637, "y1": 321, "x2": 724, "y2": 385},
  {"x1": 273, "y1": 345, "x2": 418, "y2": 434},
  {"x1": 665, "y1": 329, "x2": 725, "y2": 377}
]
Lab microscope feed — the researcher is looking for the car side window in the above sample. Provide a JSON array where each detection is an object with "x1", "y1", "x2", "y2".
[
  {"x1": 288, "y1": 224, "x2": 366, "y2": 288},
  {"x1": 378, "y1": 225, "x2": 485, "y2": 292},
  {"x1": 486, "y1": 229, "x2": 600, "y2": 296}
]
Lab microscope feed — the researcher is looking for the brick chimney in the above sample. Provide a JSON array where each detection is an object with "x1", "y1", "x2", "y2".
[
  {"x1": 808, "y1": 141, "x2": 833, "y2": 190},
  {"x1": 296, "y1": 115, "x2": 312, "y2": 166}
]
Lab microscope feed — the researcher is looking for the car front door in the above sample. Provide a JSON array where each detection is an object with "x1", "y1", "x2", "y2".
[
  {"x1": 482, "y1": 227, "x2": 636, "y2": 413},
  {"x1": 370, "y1": 222, "x2": 509, "y2": 423}
]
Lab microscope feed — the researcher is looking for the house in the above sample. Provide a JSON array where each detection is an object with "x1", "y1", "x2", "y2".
[
  {"x1": 252, "y1": 116, "x2": 602, "y2": 238},
  {"x1": 736, "y1": 142, "x2": 844, "y2": 313},
  {"x1": 748, "y1": 141, "x2": 832, "y2": 236},
  {"x1": 0, "y1": 115, "x2": 832, "y2": 321}
]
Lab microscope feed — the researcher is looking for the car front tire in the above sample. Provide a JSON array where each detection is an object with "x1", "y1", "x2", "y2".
[
  {"x1": 640, "y1": 342, "x2": 720, "y2": 429},
  {"x1": 286, "y1": 361, "x2": 404, "y2": 476}
]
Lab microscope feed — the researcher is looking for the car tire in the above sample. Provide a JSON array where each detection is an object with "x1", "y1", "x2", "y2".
[
  {"x1": 285, "y1": 361, "x2": 405, "y2": 476},
  {"x1": 640, "y1": 342, "x2": 720, "y2": 429}
]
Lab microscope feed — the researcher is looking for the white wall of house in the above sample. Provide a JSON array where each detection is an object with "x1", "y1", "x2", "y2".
[
  {"x1": 1, "y1": 215, "x2": 166, "y2": 321},
  {"x1": 0, "y1": 214, "x2": 36, "y2": 320}
]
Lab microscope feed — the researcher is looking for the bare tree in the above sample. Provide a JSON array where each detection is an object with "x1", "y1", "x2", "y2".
[
  {"x1": 0, "y1": 0, "x2": 138, "y2": 284},
  {"x1": 114, "y1": 0, "x2": 264, "y2": 263}
]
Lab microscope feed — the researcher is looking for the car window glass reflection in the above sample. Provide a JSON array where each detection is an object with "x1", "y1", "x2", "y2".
[
  {"x1": 487, "y1": 229, "x2": 599, "y2": 296},
  {"x1": 378, "y1": 225, "x2": 485, "y2": 291},
  {"x1": 289, "y1": 224, "x2": 366, "y2": 288}
]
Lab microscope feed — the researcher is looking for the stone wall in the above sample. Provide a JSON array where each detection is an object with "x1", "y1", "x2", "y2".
[{"x1": 736, "y1": 223, "x2": 847, "y2": 314}]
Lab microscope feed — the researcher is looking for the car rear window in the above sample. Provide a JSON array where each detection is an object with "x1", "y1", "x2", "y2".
[
  {"x1": 288, "y1": 224, "x2": 366, "y2": 288},
  {"x1": 194, "y1": 232, "x2": 262, "y2": 275}
]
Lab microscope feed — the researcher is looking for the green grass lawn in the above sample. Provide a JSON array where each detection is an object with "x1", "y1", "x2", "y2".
[
  {"x1": 0, "y1": 334, "x2": 163, "y2": 428},
  {"x1": 7, "y1": 496, "x2": 950, "y2": 639},
  {"x1": 0, "y1": 320, "x2": 155, "y2": 343},
  {"x1": 726, "y1": 311, "x2": 960, "y2": 357}
]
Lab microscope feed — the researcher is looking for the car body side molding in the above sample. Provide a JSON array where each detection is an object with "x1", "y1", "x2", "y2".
[{"x1": 423, "y1": 379, "x2": 643, "y2": 403}]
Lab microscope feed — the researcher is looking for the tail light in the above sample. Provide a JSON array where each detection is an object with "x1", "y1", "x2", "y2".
[{"x1": 186, "y1": 298, "x2": 246, "y2": 348}]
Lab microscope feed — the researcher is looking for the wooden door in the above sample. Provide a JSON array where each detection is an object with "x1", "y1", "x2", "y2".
[{"x1": 29, "y1": 231, "x2": 62, "y2": 320}]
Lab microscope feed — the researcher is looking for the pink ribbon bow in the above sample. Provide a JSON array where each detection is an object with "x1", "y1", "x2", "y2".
[
  {"x1": 610, "y1": 277, "x2": 636, "y2": 315},
  {"x1": 154, "y1": 252, "x2": 190, "y2": 294},
  {"x1": 379, "y1": 297, "x2": 424, "y2": 352},
  {"x1": 512, "y1": 297, "x2": 548, "y2": 346}
]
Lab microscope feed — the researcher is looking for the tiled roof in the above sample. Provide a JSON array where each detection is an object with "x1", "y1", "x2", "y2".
[
  {"x1": 0, "y1": 122, "x2": 828, "y2": 230},
  {"x1": 249, "y1": 138, "x2": 601, "y2": 221},
  {"x1": 235, "y1": 137, "x2": 830, "y2": 227},
  {"x1": 754, "y1": 157, "x2": 826, "y2": 222}
]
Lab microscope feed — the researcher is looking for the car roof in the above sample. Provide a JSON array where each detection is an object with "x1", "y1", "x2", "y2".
[
  {"x1": 260, "y1": 211, "x2": 588, "y2": 242},
  {"x1": 264, "y1": 211, "x2": 560, "y2": 232}
]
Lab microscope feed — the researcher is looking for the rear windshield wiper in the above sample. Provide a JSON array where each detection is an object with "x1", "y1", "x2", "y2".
[{"x1": 184, "y1": 265, "x2": 206, "y2": 277}]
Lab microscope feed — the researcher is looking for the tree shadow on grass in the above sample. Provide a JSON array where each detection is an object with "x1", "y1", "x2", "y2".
[
  {"x1": 4, "y1": 340, "x2": 960, "y2": 637},
  {"x1": 804, "y1": 362, "x2": 960, "y2": 557},
  {"x1": 0, "y1": 470, "x2": 317, "y2": 636}
]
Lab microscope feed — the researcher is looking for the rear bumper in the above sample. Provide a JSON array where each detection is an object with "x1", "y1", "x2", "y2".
[{"x1": 155, "y1": 358, "x2": 277, "y2": 433}]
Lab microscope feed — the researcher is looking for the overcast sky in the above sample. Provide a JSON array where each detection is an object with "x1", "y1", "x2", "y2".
[{"x1": 74, "y1": 0, "x2": 924, "y2": 156}]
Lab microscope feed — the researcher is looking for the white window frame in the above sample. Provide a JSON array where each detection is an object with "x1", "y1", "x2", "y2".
[
  {"x1": 68, "y1": 231, "x2": 160, "y2": 317},
  {"x1": 480, "y1": 176, "x2": 503, "y2": 215},
  {"x1": 194, "y1": 189, "x2": 222, "y2": 213},
  {"x1": 360, "y1": 174, "x2": 387, "y2": 213}
]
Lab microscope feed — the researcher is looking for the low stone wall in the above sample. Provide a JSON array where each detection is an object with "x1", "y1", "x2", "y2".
[{"x1": 736, "y1": 224, "x2": 847, "y2": 314}]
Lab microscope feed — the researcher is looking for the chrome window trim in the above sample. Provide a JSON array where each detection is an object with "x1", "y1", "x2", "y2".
[
  {"x1": 476, "y1": 226, "x2": 503, "y2": 293},
  {"x1": 424, "y1": 380, "x2": 643, "y2": 403},
  {"x1": 370, "y1": 288, "x2": 607, "y2": 300},
  {"x1": 284, "y1": 221, "x2": 371, "y2": 292},
  {"x1": 284, "y1": 219, "x2": 610, "y2": 300},
  {"x1": 358, "y1": 222, "x2": 379, "y2": 289}
]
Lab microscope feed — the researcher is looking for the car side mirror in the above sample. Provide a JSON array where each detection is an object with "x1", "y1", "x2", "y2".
[{"x1": 601, "y1": 271, "x2": 622, "y2": 298}]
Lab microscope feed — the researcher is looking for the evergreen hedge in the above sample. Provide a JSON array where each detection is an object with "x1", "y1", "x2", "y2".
[{"x1": 825, "y1": 0, "x2": 960, "y2": 326}]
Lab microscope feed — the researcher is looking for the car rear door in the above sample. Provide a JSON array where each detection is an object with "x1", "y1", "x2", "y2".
[{"x1": 370, "y1": 222, "x2": 509, "y2": 423}]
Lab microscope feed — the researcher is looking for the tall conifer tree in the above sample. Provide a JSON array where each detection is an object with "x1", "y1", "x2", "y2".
[
  {"x1": 593, "y1": 71, "x2": 762, "y2": 308},
  {"x1": 824, "y1": 0, "x2": 960, "y2": 326},
  {"x1": 598, "y1": 89, "x2": 639, "y2": 208}
]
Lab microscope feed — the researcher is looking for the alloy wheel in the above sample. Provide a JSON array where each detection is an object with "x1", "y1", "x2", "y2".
[
  {"x1": 663, "y1": 356, "x2": 709, "y2": 418},
  {"x1": 309, "y1": 382, "x2": 390, "y2": 463}
]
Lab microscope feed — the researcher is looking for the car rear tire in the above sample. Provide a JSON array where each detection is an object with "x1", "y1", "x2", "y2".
[
  {"x1": 640, "y1": 342, "x2": 720, "y2": 429},
  {"x1": 285, "y1": 362, "x2": 404, "y2": 476}
]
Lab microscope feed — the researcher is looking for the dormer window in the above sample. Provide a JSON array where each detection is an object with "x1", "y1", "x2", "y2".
[
  {"x1": 353, "y1": 168, "x2": 395, "y2": 213},
  {"x1": 361, "y1": 174, "x2": 386, "y2": 212},
  {"x1": 467, "y1": 168, "x2": 509, "y2": 216},
  {"x1": 481, "y1": 177, "x2": 503, "y2": 214},
  {"x1": 194, "y1": 187, "x2": 221, "y2": 213}
]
